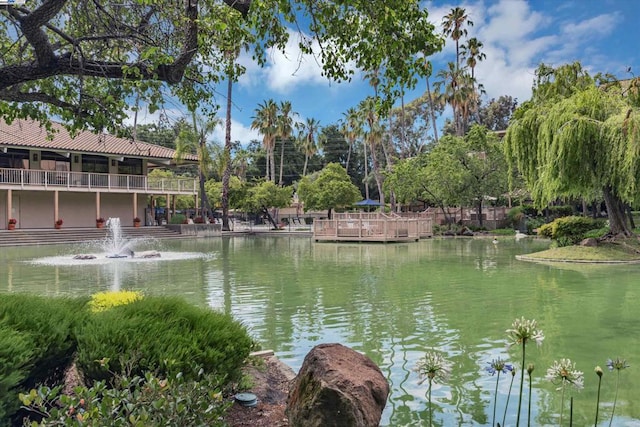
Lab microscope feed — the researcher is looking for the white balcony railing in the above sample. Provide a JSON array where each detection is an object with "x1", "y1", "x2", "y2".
[{"x1": 0, "y1": 167, "x2": 197, "y2": 194}]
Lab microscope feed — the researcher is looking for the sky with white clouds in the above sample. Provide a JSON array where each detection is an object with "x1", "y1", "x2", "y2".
[{"x1": 132, "y1": 0, "x2": 639, "y2": 146}]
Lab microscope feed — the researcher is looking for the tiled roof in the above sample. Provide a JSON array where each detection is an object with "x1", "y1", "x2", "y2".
[{"x1": 0, "y1": 119, "x2": 198, "y2": 164}]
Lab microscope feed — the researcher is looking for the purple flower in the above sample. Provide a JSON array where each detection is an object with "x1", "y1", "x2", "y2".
[
  {"x1": 486, "y1": 358, "x2": 513, "y2": 376},
  {"x1": 607, "y1": 358, "x2": 629, "y2": 371}
]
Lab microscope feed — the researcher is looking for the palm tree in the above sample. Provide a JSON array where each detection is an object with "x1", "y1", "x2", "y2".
[
  {"x1": 221, "y1": 44, "x2": 241, "y2": 231},
  {"x1": 359, "y1": 96, "x2": 385, "y2": 207},
  {"x1": 276, "y1": 100, "x2": 295, "y2": 185},
  {"x1": 296, "y1": 117, "x2": 320, "y2": 176},
  {"x1": 461, "y1": 37, "x2": 486, "y2": 79},
  {"x1": 435, "y1": 61, "x2": 465, "y2": 135},
  {"x1": 232, "y1": 147, "x2": 250, "y2": 181},
  {"x1": 251, "y1": 99, "x2": 278, "y2": 182},
  {"x1": 175, "y1": 112, "x2": 221, "y2": 221},
  {"x1": 340, "y1": 107, "x2": 361, "y2": 173},
  {"x1": 442, "y1": 7, "x2": 473, "y2": 69},
  {"x1": 423, "y1": 59, "x2": 440, "y2": 144}
]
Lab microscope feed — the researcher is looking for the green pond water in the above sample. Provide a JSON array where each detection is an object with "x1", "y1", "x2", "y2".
[{"x1": 1, "y1": 236, "x2": 639, "y2": 426}]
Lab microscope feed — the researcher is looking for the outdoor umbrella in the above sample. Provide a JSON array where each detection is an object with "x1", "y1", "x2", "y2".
[{"x1": 354, "y1": 199, "x2": 382, "y2": 207}]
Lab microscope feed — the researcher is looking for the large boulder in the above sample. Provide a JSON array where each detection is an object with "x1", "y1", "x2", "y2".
[{"x1": 286, "y1": 343, "x2": 389, "y2": 427}]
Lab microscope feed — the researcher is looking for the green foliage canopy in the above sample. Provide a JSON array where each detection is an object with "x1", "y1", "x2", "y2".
[
  {"x1": 298, "y1": 163, "x2": 361, "y2": 215},
  {"x1": 504, "y1": 63, "x2": 640, "y2": 235},
  {"x1": 0, "y1": 0, "x2": 443, "y2": 133}
]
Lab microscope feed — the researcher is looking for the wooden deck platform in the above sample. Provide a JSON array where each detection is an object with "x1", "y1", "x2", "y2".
[{"x1": 313, "y1": 213, "x2": 432, "y2": 243}]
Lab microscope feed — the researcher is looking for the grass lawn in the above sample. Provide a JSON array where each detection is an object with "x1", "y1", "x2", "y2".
[{"x1": 520, "y1": 237, "x2": 640, "y2": 263}]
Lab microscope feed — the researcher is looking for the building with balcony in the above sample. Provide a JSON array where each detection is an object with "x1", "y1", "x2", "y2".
[{"x1": 1, "y1": 119, "x2": 199, "y2": 230}]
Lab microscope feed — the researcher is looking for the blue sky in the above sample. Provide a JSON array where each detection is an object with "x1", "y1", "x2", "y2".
[{"x1": 128, "y1": 0, "x2": 640, "y2": 145}]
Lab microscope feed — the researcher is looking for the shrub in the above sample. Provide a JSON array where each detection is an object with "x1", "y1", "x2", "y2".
[
  {"x1": 526, "y1": 217, "x2": 547, "y2": 235},
  {"x1": 537, "y1": 216, "x2": 605, "y2": 245},
  {"x1": 0, "y1": 324, "x2": 33, "y2": 424},
  {"x1": 507, "y1": 206, "x2": 526, "y2": 227},
  {"x1": 0, "y1": 295, "x2": 87, "y2": 425},
  {"x1": 19, "y1": 367, "x2": 231, "y2": 426},
  {"x1": 170, "y1": 214, "x2": 186, "y2": 224},
  {"x1": 76, "y1": 297, "x2": 253, "y2": 383}
]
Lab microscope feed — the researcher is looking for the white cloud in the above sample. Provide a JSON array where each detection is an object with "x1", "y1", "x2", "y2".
[
  {"x1": 238, "y1": 29, "x2": 328, "y2": 94},
  {"x1": 561, "y1": 13, "x2": 619, "y2": 39},
  {"x1": 211, "y1": 118, "x2": 261, "y2": 146}
]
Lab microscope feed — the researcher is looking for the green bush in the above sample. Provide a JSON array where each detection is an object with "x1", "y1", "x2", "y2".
[
  {"x1": 537, "y1": 216, "x2": 605, "y2": 246},
  {"x1": 526, "y1": 217, "x2": 547, "y2": 235},
  {"x1": 170, "y1": 213, "x2": 186, "y2": 224},
  {"x1": 0, "y1": 295, "x2": 87, "y2": 425},
  {"x1": 76, "y1": 297, "x2": 253, "y2": 383},
  {"x1": 0, "y1": 324, "x2": 33, "y2": 424},
  {"x1": 19, "y1": 367, "x2": 231, "y2": 426},
  {"x1": 507, "y1": 206, "x2": 526, "y2": 227}
]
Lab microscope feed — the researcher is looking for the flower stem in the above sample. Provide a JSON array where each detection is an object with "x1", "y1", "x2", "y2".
[
  {"x1": 560, "y1": 379, "x2": 566, "y2": 426},
  {"x1": 428, "y1": 378, "x2": 433, "y2": 427},
  {"x1": 527, "y1": 368, "x2": 533, "y2": 427},
  {"x1": 594, "y1": 374, "x2": 602, "y2": 426},
  {"x1": 609, "y1": 370, "x2": 620, "y2": 427},
  {"x1": 516, "y1": 341, "x2": 526, "y2": 427},
  {"x1": 492, "y1": 371, "x2": 500, "y2": 427},
  {"x1": 503, "y1": 371, "x2": 515, "y2": 427}
]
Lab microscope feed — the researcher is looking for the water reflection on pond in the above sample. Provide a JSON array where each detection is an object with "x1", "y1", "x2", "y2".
[{"x1": 2, "y1": 236, "x2": 639, "y2": 426}]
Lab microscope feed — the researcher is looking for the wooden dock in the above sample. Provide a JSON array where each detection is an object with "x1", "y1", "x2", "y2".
[{"x1": 313, "y1": 212, "x2": 432, "y2": 242}]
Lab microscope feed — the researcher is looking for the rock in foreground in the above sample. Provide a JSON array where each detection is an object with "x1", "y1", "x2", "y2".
[{"x1": 286, "y1": 343, "x2": 389, "y2": 427}]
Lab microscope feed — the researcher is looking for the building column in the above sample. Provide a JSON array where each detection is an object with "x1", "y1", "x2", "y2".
[
  {"x1": 133, "y1": 192, "x2": 138, "y2": 221},
  {"x1": 95, "y1": 192, "x2": 101, "y2": 219},
  {"x1": 166, "y1": 192, "x2": 171, "y2": 222},
  {"x1": 54, "y1": 190, "x2": 59, "y2": 222},
  {"x1": 6, "y1": 189, "x2": 12, "y2": 223}
]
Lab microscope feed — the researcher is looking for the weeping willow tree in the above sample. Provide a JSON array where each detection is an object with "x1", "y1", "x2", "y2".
[{"x1": 504, "y1": 63, "x2": 640, "y2": 237}]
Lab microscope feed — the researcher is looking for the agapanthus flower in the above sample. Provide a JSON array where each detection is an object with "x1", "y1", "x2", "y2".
[
  {"x1": 414, "y1": 351, "x2": 452, "y2": 385},
  {"x1": 607, "y1": 358, "x2": 629, "y2": 371},
  {"x1": 545, "y1": 358, "x2": 584, "y2": 390},
  {"x1": 506, "y1": 316, "x2": 545, "y2": 348},
  {"x1": 486, "y1": 358, "x2": 513, "y2": 376}
]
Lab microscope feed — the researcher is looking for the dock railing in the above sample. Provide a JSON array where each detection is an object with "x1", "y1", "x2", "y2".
[{"x1": 314, "y1": 212, "x2": 432, "y2": 242}]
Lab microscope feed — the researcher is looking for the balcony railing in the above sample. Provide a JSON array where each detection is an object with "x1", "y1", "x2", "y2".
[{"x1": 0, "y1": 167, "x2": 197, "y2": 194}]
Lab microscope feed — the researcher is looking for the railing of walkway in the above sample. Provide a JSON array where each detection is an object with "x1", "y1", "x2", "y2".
[{"x1": 0, "y1": 167, "x2": 197, "y2": 194}]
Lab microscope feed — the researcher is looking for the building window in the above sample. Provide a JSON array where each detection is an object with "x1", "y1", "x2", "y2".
[
  {"x1": 32, "y1": 153, "x2": 38, "y2": 162},
  {"x1": 81, "y1": 155, "x2": 108, "y2": 173},
  {"x1": 118, "y1": 158, "x2": 143, "y2": 175}
]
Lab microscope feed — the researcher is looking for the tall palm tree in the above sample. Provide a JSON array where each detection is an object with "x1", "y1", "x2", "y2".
[
  {"x1": 276, "y1": 100, "x2": 295, "y2": 185},
  {"x1": 461, "y1": 37, "x2": 486, "y2": 79},
  {"x1": 221, "y1": 44, "x2": 241, "y2": 231},
  {"x1": 359, "y1": 96, "x2": 385, "y2": 207},
  {"x1": 296, "y1": 117, "x2": 320, "y2": 176},
  {"x1": 442, "y1": 7, "x2": 473, "y2": 70},
  {"x1": 251, "y1": 99, "x2": 278, "y2": 182},
  {"x1": 423, "y1": 59, "x2": 440, "y2": 144}
]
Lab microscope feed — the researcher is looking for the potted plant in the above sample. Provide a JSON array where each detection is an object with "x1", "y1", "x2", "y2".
[
  {"x1": 55, "y1": 218, "x2": 63, "y2": 229},
  {"x1": 8, "y1": 218, "x2": 17, "y2": 230},
  {"x1": 96, "y1": 217, "x2": 105, "y2": 228},
  {"x1": 133, "y1": 217, "x2": 141, "y2": 227}
]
